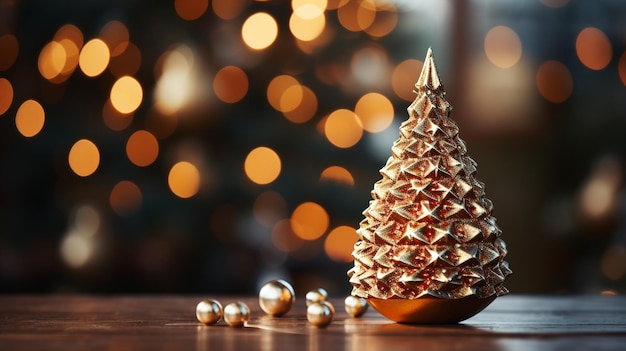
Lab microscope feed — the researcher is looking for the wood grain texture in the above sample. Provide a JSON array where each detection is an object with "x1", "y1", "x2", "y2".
[{"x1": 1, "y1": 295, "x2": 625, "y2": 350}]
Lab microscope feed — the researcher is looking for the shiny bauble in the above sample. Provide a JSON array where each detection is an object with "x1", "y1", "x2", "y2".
[
  {"x1": 306, "y1": 301, "x2": 334, "y2": 328},
  {"x1": 305, "y1": 288, "x2": 328, "y2": 306},
  {"x1": 259, "y1": 280, "x2": 295, "y2": 316},
  {"x1": 195, "y1": 299, "x2": 223, "y2": 325},
  {"x1": 223, "y1": 301, "x2": 251, "y2": 327},
  {"x1": 344, "y1": 296, "x2": 368, "y2": 318}
]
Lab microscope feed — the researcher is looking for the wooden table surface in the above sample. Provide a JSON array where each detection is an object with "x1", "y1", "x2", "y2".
[{"x1": 1, "y1": 295, "x2": 625, "y2": 350}]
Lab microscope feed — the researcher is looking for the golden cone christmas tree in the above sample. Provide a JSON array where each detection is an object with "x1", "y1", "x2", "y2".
[{"x1": 348, "y1": 48, "x2": 511, "y2": 324}]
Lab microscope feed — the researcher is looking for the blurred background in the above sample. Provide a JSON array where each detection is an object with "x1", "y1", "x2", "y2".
[{"x1": 1, "y1": 0, "x2": 625, "y2": 295}]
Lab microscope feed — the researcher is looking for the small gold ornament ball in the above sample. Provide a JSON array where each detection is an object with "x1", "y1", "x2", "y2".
[
  {"x1": 344, "y1": 296, "x2": 368, "y2": 318},
  {"x1": 223, "y1": 301, "x2": 251, "y2": 327},
  {"x1": 195, "y1": 299, "x2": 223, "y2": 325},
  {"x1": 259, "y1": 279, "x2": 295, "y2": 316},
  {"x1": 305, "y1": 288, "x2": 328, "y2": 306},
  {"x1": 307, "y1": 301, "x2": 334, "y2": 328}
]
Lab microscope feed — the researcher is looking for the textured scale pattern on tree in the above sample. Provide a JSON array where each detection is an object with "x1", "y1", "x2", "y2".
[{"x1": 348, "y1": 48, "x2": 511, "y2": 301}]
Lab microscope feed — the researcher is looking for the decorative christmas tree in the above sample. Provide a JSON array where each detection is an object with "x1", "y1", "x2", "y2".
[{"x1": 348, "y1": 48, "x2": 511, "y2": 324}]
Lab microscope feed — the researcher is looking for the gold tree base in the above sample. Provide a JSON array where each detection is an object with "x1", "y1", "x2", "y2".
[{"x1": 367, "y1": 295, "x2": 496, "y2": 324}]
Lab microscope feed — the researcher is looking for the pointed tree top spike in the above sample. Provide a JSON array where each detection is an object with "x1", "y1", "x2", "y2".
[{"x1": 415, "y1": 47, "x2": 442, "y2": 91}]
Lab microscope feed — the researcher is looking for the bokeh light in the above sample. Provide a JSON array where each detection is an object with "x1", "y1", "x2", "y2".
[
  {"x1": 0, "y1": 78, "x2": 13, "y2": 115},
  {"x1": 324, "y1": 225, "x2": 358, "y2": 262},
  {"x1": 79, "y1": 39, "x2": 110, "y2": 77},
  {"x1": 324, "y1": 109, "x2": 363, "y2": 148},
  {"x1": 320, "y1": 165, "x2": 354, "y2": 186},
  {"x1": 110, "y1": 76, "x2": 143, "y2": 114},
  {"x1": 241, "y1": 12, "x2": 278, "y2": 50},
  {"x1": 109, "y1": 42, "x2": 142, "y2": 77},
  {"x1": 213, "y1": 65, "x2": 249, "y2": 103},
  {"x1": 168, "y1": 161, "x2": 201, "y2": 198},
  {"x1": 38, "y1": 41, "x2": 66, "y2": 81},
  {"x1": 60, "y1": 229, "x2": 94, "y2": 269},
  {"x1": 0, "y1": 34, "x2": 18, "y2": 71},
  {"x1": 354, "y1": 92, "x2": 394, "y2": 133},
  {"x1": 289, "y1": 3, "x2": 326, "y2": 42},
  {"x1": 212, "y1": 0, "x2": 247, "y2": 20},
  {"x1": 244, "y1": 147, "x2": 282, "y2": 185},
  {"x1": 536, "y1": 60, "x2": 573, "y2": 103},
  {"x1": 54, "y1": 39, "x2": 80, "y2": 82},
  {"x1": 290, "y1": 202, "x2": 329, "y2": 241},
  {"x1": 280, "y1": 84, "x2": 304, "y2": 113},
  {"x1": 484, "y1": 25, "x2": 522, "y2": 68},
  {"x1": 327, "y1": 0, "x2": 350, "y2": 10},
  {"x1": 60, "y1": 205, "x2": 101, "y2": 269},
  {"x1": 253, "y1": 191, "x2": 287, "y2": 228},
  {"x1": 49, "y1": 24, "x2": 83, "y2": 83},
  {"x1": 292, "y1": 0, "x2": 328, "y2": 11},
  {"x1": 54, "y1": 24, "x2": 84, "y2": 49},
  {"x1": 619, "y1": 52, "x2": 626, "y2": 86},
  {"x1": 392, "y1": 59, "x2": 423, "y2": 101},
  {"x1": 99, "y1": 20, "x2": 129, "y2": 57},
  {"x1": 272, "y1": 219, "x2": 304, "y2": 253},
  {"x1": 175, "y1": 0, "x2": 209, "y2": 21},
  {"x1": 601, "y1": 245, "x2": 626, "y2": 281},
  {"x1": 337, "y1": 0, "x2": 376, "y2": 32},
  {"x1": 350, "y1": 45, "x2": 389, "y2": 88},
  {"x1": 110, "y1": 180, "x2": 142, "y2": 216},
  {"x1": 102, "y1": 99, "x2": 133, "y2": 131},
  {"x1": 576, "y1": 27, "x2": 612, "y2": 71},
  {"x1": 363, "y1": 1, "x2": 398, "y2": 38},
  {"x1": 579, "y1": 157, "x2": 621, "y2": 221},
  {"x1": 15, "y1": 99, "x2": 45, "y2": 137},
  {"x1": 267, "y1": 75, "x2": 300, "y2": 111},
  {"x1": 68, "y1": 139, "x2": 100, "y2": 177},
  {"x1": 126, "y1": 130, "x2": 159, "y2": 167},
  {"x1": 153, "y1": 45, "x2": 197, "y2": 115},
  {"x1": 282, "y1": 85, "x2": 318, "y2": 123}
]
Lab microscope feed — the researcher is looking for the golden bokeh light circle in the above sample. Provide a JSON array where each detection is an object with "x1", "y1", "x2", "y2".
[
  {"x1": 242, "y1": 12, "x2": 279, "y2": 50},
  {"x1": 68, "y1": 139, "x2": 100, "y2": 177},
  {"x1": 484, "y1": 25, "x2": 522, "y2": 68},
  {"x1": 213, "y1": 65, "x2": 249, "y2": 103},
  {"x1": 282, "y1": 85, "x2": 318, "y2": 124},
  {"x1": 536, "y1": 60, "x2": 573, "y2": 103},
  {"x1": 126, "y1": 130, "x2": 159, "y2": 167},
  {"x1": 244, "y1": 147, "x2": 282, "y2": 185},
  {"x1": 320, "y1": 166, "x2": 354, "y2": 186},
  {"x1": 110, "y1": 76, "x2": 143, "y2": 114},
  {"x1": 392, "y1": 59, "x2": 423, "y2": 101},
  {"x1": 168, "y1": 161, "x2": 201, "y2": 198},
  {"x1": 0, "y1": 78, "x2": 13, "y2": 115},
  {"x1": 0, "y1": 34, "x2": 19, "y2": 71},
  {"x1": 267, "y1": 75, "x2": 300, "y2": 111},
  {"x1": 354, "y1": 92, "x2": 394, "y2": 133},
  {"x1": 110, "y1": 180, "x2": 142, "y2": 216},
  {"x1": 38, "y1": 41, "x2": 66, "y2": 80},
  {"x1": 16, "y1": 99, "x2": 45, "y2": 137},
  {"x1": 576, "y1": 27, "x2": 612, "y2": 71},
  {"x1": 79, "y1": 39, "x2": 110, "y2": 77},
  {"x1": 291, "y1": 202, "x2": 329, "y2": 241},
  {"x1": 324, "y1": 109, "x2": 363, "y2": 148},
  {"x1": 324, "y1": 225, "x2": 358, "y2": 262},
  {"x1": 175, "y1": 0, "x2": 209, "y2": 21},
  {"x1": 289, "y1": 10, "x2": 326, "y2": 42}
]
